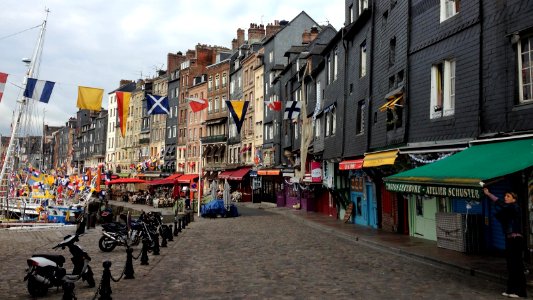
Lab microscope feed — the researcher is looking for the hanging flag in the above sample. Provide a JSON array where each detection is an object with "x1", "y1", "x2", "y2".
[
  {"x1": 23, "y1": 78, "x2": 55, "y2": 103},
  {"x1": 77, "y1": 86, "x2": 104, "y2": 111},
  {"x1": 226, "y1": 100, "x2": 249, "y2": 134},
  {"x1": 116, "y1": 91, "x2": 131, "y2": 137},
  {"x1": 266, "y1": 100, "x2": 282, "y2": 111},
  {"x1": 0, "y1": 72, "x2": 8, "y2": 102},
  {"x1": 284, "y1": 101, "x2": 302, "y2": 120},
  {"x1": 146, "y1": 94, "x2": 169, "y2": 115},
  {"x1": 187, "y1": 97, "x2": 208, "y2": 112}
]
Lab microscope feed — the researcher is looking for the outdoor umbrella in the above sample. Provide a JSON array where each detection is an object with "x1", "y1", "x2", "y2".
[{"x1": 210, "y1": 180, "x2": 217, "y2": 201}]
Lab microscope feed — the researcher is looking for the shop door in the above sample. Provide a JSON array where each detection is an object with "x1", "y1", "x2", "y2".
[
  {"x1": 352, "y1": 191, "x2": 367, "y2": 226},
  {"x1": 366, "y1": 183, "x2": 378, "y2": 228},
  {"x1": 409, "y1": 195, "x2": 437, "y2": 241}
]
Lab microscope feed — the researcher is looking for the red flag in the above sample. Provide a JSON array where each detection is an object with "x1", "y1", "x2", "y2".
[
  {"x1": 187, "y1": 97, "x2": 208, "y2": 112},
  {"x1": 0, "y1": 72, "x2": 8, "y2": 102},
  {"x1": 267, "y1": 101, "x2": 282, "y2": 111}
]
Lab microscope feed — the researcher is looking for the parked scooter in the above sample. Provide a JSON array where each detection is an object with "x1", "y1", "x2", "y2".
[
  {"x1": 98, "y1": 212, "x2": 153, "y2": 252},
  {"x1": 24, "y1": 234, "x2": 95, "y2": 297}
]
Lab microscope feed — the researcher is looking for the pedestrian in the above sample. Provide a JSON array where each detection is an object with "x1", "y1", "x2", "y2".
[{"x1": 483, "y1": 187, "x2": 527, "y2": 298}]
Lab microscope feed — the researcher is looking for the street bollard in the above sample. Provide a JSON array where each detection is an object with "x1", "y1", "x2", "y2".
[
  {"x1": 62, "y1": 281, "x2": 75, "y2": 300},
  {"x1": 173, "y1": 219, "x2": 179, "y2": 236},
  {"x1": 124, "y1": 247, "x2": 135, "y2": 279},
  {"x1": 140, "y1": 238, "x2": 149, "y2": 266},
  {"x1": 99, "y1": 261, "x2": 112, "y2": 300},
  {"x1": 152, "y1": 233, "x2": 160, "y2": 255},
  {"x1": 177, "y1": 217, "x2": 182, "y2": 232},
  {"x1": 182, "y1": 216, "x2": 187, "y2": 229},
  {"x1": 160, "y1": 229, "x2": 167, "y2": 247},
  {"x1": 168, "y1": 225, "x2": 174, "y2": 241},
  {"x1": 76, "y1": 215, "x2": 86, "y2": 235}
]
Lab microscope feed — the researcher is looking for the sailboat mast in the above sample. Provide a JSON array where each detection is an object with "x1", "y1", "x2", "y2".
[{"x1": 0, "y1": 10, "x2": 49, "y2": 216}]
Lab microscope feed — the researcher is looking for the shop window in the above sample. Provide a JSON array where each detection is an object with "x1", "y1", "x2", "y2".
[
  {"x1": 416, "y1": 196, "x2": 423, "y2": 216},
  {"x1": 518, "y1": 36, "x2": 533, "y2": 103},
  {"x1": 356, "y1": 196, "x2": 363, "y2": 216}
]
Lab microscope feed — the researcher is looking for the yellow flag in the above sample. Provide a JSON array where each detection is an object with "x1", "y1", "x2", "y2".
[{"x1": 77, "y1": 86, "x2": 104, "y2": 111}]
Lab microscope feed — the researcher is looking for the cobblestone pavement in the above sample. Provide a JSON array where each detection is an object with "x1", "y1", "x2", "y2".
[{"x1": 1, "y1": 205, "x2": 506, "y2": 299}]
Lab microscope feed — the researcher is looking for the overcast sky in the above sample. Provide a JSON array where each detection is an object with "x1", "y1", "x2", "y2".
[{"x1": 0, "y1": 0, "x2": 344, "y2": 136}]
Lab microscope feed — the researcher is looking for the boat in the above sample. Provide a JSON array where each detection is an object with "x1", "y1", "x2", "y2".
[{"x1": 0, "y1": 10, "x2": 96, "y2": 224}]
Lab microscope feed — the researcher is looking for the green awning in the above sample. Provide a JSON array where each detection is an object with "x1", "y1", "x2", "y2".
[{"x1": 384, "y1": 138, "x2": 533, "y2": 199}]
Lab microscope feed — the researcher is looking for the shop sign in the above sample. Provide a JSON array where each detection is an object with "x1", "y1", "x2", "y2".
[
  {"x1": 311, "y1": 161, "x2": 322, "y2": 183},
  {"x1": 385, "y1": 182, "x2": 481, "y2": 199}
]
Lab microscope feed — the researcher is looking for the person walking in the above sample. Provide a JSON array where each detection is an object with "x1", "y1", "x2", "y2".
[{"x1": 484, "y1": 187, "x2": 527, "y2": 298}]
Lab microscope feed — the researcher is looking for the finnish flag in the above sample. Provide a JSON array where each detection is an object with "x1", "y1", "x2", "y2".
[{"x1": 23, "y1": 77, "x2": 55, "y2": 103}]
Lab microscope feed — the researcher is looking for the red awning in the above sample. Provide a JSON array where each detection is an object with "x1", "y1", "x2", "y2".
[
  {"x1": 228, "y1": 167, "x2": 251, "y2": 180},
  {"x1": 339, "y1": 159, "x2": 364, "y2": 170},
  {"x1": 218, "y1": 170, "x2": 234, "y2": 179},
  {"x1": 166, "y1": 174, "x2": 182, "y2": 180},
  {"x1": 106, "y1": 178, "x2": 146, "y2": 185},
  {"x1": 147, "y1": 178, "x2": 176, "y2": 185},
  {"x1": 177, "y1": 174, "x2": 199, "y2": 183}
]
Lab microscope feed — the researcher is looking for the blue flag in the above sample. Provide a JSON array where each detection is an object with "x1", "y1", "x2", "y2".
[
  {"x1": 24, "y1": 78, "x2": 55, "y2": 103},
  {"x1": 146, "y1": 94, "x2": 169, "y2": 115}
]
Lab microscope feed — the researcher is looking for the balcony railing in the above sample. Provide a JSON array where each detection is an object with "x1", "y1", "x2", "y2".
[
  {"x1": 139, "y1": 138, "x2": 150, "y2": 144},
  {"x1": 201, "y1": 135, "x2": 227, "y2": 144}
]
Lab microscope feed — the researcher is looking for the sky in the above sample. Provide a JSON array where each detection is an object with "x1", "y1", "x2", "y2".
[{"x1": 0, "y1": 0, "x2": 345, "y2": 136}]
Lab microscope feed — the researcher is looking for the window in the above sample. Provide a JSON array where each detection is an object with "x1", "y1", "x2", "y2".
[
  {"x1": 269, "y1": 51, "x2": 273, "y2": 63},
  {"x1": 358, "y1": 0, "x2": 368, "y2": 16},
  {"x1": 215, "y1": 74, "x2": 220, "y2": 89},
  {"x1": 315, "y1": 118, "x2": 321, "y2": 138},
  {"x1": 208, "y1": 98, "x2": 213, "y2": 112},
  {"x1": 327, "y1": 55, "x2": 332, "y2": 84},
  {"x1": 430, "y1": 59, "x2": 456, "y2": 119},
  {"x1": 518, "y1": 36, "x2": 533, "y2": 103},
  {"x1": 208, "y1": 76, "x2": 213, "y2": 90},
  {"x1": 222, "y1": 73, "x2": 227, "y2": 87},
  {"x1": 214, "y1": 97, "x2": 220, "y2": 111},
  {"x1": 333, "y1": 48, "x2": 338, "y2": 81},
  {"x1": 356, "y1": 100, "x2": 365, "y2": 134},
  {"x1": 349, "y1": 4, "x2": 354, "y2": 23},
  {"x1": 440, "y1": 0, "x2": 460, "y2": 22},
  {"x1": 360, "y1": 41, "x2": 367, "y2": 78},
  {"x1": 389, "y1": 37, "x2": 396, "y2": 67}
]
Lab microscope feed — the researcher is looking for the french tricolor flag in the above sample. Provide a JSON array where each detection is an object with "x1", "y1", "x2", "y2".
[{"x1": 24, "y1": 77, "x2": 55, "y2": 103}]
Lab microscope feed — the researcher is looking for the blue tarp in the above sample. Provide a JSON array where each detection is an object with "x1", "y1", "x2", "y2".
[{"x1": 200, "y1": 200, "x2": 239, "y2": 218}]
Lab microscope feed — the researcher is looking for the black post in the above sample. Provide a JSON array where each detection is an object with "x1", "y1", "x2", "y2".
[
  {"x1": 124, "y1": 247, "x2": 135, "y2": 279},
  {"x1": 182, "y1": 216, "x2": 187, "y2": 229},
  {"x1": 62, "y1": 281, "x2": 76, "y2": 300},
  {"x1": 140, "y1": 238, "x2": 149, "y2": 266},
  {"x1": 177, "y1": 217, "x2": 182, "y2": 232},
  {"x1": 152, "y1": 233, "x2": 160, "y2": 255},
  {"x1": 160, "y1": 229, "x2": 167, "y2": 247},
  {"x1": 173, "y1": 218, "x2": 179, "y2": 236},
  {"x1": 168, "y1": 224, "x2": 174, "y2": 241},
  {"x1": 99, "y1": 261, "x2": 112, "y2": 300},
  {"x1": 76, "y1": 215, "x2": 86, "y2": 235}
]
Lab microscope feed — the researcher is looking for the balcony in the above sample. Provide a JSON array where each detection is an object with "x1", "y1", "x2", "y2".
[
  {"x1": 139, "y1": 138, "x2": 150, "y2": 145},
  {"x1": 201, "y1": 135, "x2": 227, "y2": 144}
]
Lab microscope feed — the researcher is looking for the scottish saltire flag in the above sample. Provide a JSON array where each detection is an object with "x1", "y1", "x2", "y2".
[
  {"x1": 226, "y1": 100, "x2": 249, "y2": 134},
  {"x1": 24, "y1": 78, "x2": 55, "y2": 103},
  {"x1": 146, "y1": 94, "x2": 169, "y2": 115},
  {"x1": 0, "y1": 72, "x2": 8, "y2": 102},
  {"x1": 284, "y1": 101, "x2": 302, "y2": 120}
]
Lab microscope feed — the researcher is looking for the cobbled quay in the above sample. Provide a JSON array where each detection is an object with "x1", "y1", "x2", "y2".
[{"x1": 0, "y1": 204, "x2": 504, "y2": 299}]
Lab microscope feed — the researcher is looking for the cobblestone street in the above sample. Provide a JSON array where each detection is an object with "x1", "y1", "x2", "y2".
[{"x1": 1, "y1": 205, "x2": 504, "y2": 299}]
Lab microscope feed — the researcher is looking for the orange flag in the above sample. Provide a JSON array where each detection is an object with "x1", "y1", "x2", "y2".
[{"x1": 116, "y1": 91, "x2": 131, "y2": 137}]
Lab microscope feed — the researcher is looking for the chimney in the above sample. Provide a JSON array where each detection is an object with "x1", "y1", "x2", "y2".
[
  {"x1": 248, "y1": 23, "x2": 265, "y2": 43},
  {"x1": 237, "y1": 28, "x2": 245, "y2": 48},
  {"x1": 302, "y1": 29, "x2": 311, "y2": 44},
  {"x1": 232, "y1": 38, "x2": 239, "y2": 51},
  {"x1": 167, "y1": 52, "x2": 186, "y2": 73},
  {"x1": 119, "y1": 79, "x2": 132, "y2": 87},
  {"x1": 310, "y1": 26, "x2": 320, "y2": 42},
  {"x1": 265, "y1": 20, "x2": 282, "y2": 39}
]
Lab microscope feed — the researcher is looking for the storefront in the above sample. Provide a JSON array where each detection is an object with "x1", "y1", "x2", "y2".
[
  {"x1": 217, "y1": 167, "x2": 252, "y2": 202},
  {"x1": 256, "y1": 169, "x2": 282, "y2": 204},
  {"x1": 385, "y1": 137, "x2": 533, "y2": 252},
  {"x1": 177, "y1": 174, "x2": 200, "y2": 200}
]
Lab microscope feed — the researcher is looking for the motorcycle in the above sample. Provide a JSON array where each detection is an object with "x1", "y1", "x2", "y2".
[
  {"x1": 98, "y1": 213, "x2": 153, "y2": 252},
  {"x1": 24, "y1": 234, "x2": 95, "y2": 297}
]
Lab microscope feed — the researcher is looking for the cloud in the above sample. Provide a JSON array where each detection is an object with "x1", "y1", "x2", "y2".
[{"x1": 0, "y1": 0, "x2": 344, "y2": 135}]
